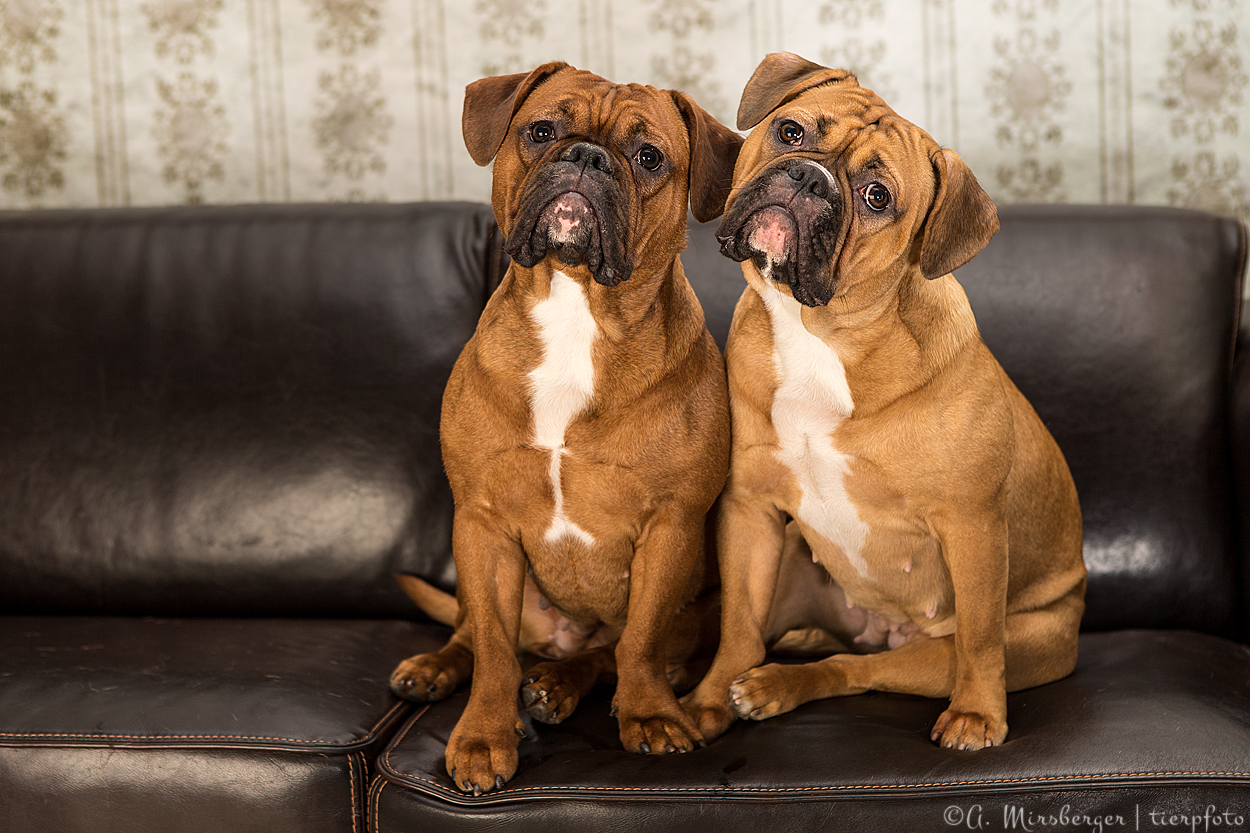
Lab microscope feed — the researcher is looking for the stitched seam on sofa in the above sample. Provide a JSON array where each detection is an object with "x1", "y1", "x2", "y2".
[
  {"x1": 377, "y1": 703, "x2": 434, "y2": 785},
  {"x1": 384, "y1": 769, "x2": 1250, "y2": 799},
  {"x1": 0, "y1": 731, "x2": 364, "y2": 747},
  {"x1": 348, "y1": 752, "x2": 361, "y2": 833},
  {"x1": 0, "y1": 701, "x2": 415, "y2": 749},
  {"x1": 350, "y1": 700, "x2": 409, "y2": 752},
  {"x1": 366, "y1": 701, "x2": 411, "y2": 747},
  {"x1": 0, "y1": 732, "x2": 329, "y2": 742},
  {"x1": 369, "y1": 775, "x2": 387, "y2": 833}
]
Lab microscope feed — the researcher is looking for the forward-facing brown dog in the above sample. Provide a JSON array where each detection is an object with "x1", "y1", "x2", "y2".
[
  {"x1": 680, "y1": 53, "x2": 1087, "y2": 751},
  {"x1": 388, "y1": 62, "x2": 741, "y2": 794}
]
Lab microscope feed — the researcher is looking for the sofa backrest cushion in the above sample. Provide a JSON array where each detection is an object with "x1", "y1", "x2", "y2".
[
  {"x1": 3, "y1": 201, "x2": 1245, "y2": 636},
  {"x1": 0, "y1": 202, "x2": 500, "y2": 617}
]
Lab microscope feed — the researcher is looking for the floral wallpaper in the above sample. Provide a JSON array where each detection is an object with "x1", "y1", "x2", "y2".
[{"x1": 0, "y1": 0, "x2": 1246, "y2": 221}]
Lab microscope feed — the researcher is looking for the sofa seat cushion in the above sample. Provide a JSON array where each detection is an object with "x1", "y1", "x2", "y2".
[
  {"x1": 0, "y1": 616, "x2": 446, "y2": 833},
  {"x1": 369, "y1": 630, "x2": 1250, "y2": 833}
]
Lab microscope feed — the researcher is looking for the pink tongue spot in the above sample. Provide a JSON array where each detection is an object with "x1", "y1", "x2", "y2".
[{"x1": 747, "y1": 207, "x2": 796, "y2": 262}]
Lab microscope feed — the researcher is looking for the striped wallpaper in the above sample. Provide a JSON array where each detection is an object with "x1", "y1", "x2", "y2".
[{"x1": 0, "y1": 0, "x2": 1246, "y2": 221}]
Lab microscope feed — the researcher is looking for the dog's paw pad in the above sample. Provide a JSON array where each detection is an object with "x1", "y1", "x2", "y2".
[
  {"x1": 931, "y1": 708, "x2": 1006, "y2": 751},
  {"x1": 728, "y1": 665, "x2": 799, "y2": 721},
  {"x1": 389, "y1": 654, "x2": 461, "y2": 703},
  {"x1": 679, "y1": 695, "x2": 735, "y2": 743},
  {"x1": 446, "y1": 732, "x2": 519, "y2": 796},
  {"x1": 520, "y1": 676, "x2": 580, "y2": 724},
  {"x1": 616, "y1": 702, "x2": 704, "y2": 756}
]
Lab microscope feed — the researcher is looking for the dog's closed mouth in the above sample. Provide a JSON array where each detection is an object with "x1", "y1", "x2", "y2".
[
  {"x1": 530, "y1": 191, "x2": 601, "y2": 271},
  {"x1": 719, "y1": 204, "x2": 811, "y2": 297},
  {"x1": 507, "y1": 188, "x2": 631, "y2": 286}
]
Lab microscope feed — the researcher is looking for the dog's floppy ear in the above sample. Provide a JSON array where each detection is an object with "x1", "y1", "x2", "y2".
[
  {"x1": 737, "y1": 52, "x2": 856, "y2": 131},
  {"x1": 671, "y1": 92, "x2": 743, "y2": 223},
  {"x1": 918, "y1": 149, "x2": 1000, "y2": 280},
  {"x1": 462, "y1": 61, "x2": 570, "y2": 166}
]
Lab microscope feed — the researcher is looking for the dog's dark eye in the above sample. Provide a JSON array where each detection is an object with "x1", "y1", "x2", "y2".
[
  {"x1": 862, "y1": 182, "x2": 891, "y2": 211},
  {"x1": 778, "y1": 120, "x2": 804, "y2": 145},
  {"x1": 635, "y1": 145, "x2": 664, "y2": 171},
  {"x1": 528, "y1": 121, "x2": 556, "y2": 143}
]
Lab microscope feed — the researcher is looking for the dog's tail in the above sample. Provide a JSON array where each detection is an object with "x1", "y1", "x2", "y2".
[{"x1": 395, "y1": 574, "x2": 458, "y2": 627}]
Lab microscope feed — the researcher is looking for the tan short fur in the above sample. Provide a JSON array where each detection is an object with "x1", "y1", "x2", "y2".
[
  {"x1": 388, "y1": 62, "x2": 741, "y2": 794},
  {"x1": 681, "y1": 53, "x2": 1086, "y2": 752}
]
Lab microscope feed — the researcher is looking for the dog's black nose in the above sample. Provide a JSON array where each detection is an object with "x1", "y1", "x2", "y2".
[
  {"x1": 787, "y1": 163, "x2": 830, "y2": 200},
  {"x1": 560, "y1": 142, "x2": 612, "y2": 173}
]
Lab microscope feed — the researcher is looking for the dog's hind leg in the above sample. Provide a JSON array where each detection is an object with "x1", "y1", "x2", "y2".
[{"x1": 727, "y1": 594, "x2": 1084, "y2": 750}]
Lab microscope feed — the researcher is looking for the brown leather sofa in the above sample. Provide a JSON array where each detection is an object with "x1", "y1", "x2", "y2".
[{"x1": 1, "y1": 201, "x2": 1246, "y2": 833}]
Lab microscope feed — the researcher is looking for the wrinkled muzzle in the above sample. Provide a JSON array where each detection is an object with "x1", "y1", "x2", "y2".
[
  {"x1": 505, "y1": 143, "x2": 633, "y2": 286},
  {"x1": 716, "y1": 159, "x2": 845, "y2": 307}
]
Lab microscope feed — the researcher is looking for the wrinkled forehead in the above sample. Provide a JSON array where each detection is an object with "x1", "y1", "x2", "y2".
[
  {"x1": 780, "y1": 81, "x2": 895, "y2": 130},
  {"x1": 521, "y1": 73, "x2": 686, "y2": 147},
  {"x1": 775, "y1": 83, "x2": 939, "y2": 171}
]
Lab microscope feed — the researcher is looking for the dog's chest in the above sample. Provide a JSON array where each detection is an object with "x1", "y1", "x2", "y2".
[
  {"x1": 527, "y1": 271, "x2": 598, "y2": 547},
  {"x1": 762, "y1": 289, "x2": 872, "y2": 576}
]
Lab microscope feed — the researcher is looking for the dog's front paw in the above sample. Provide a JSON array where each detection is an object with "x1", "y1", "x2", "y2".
[
  {"x1": 614, "y1": 698, "x2": 704, "y2": 755},
  {"x1": 679, "y1": 689, "x2": 736, "y2": 743},
  {"x1": 389, "y1": 651, "x2": 468, "y2": 703},
  {"x1": 520, "y1": 663, "x2": 582, "y2": 725},
  {"x1": 728, "y1": 663, "x2": 809, "y2": 721},
  {"x1": 445, "y1": 718, "x2": 526, "y2": 796},
  {"x1": 930, "y1": 707, "x2": 1007, "y2": 750}
]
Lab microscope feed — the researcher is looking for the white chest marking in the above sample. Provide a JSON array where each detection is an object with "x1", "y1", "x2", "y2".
[
  {"x1": 529, "y1": 271, "x2": 597, "y2": 547},
  {"x1": 762, "y1": 285, "x2": 870, "y2": 576}
]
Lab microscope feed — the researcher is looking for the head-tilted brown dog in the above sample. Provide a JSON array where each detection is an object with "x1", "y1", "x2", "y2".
[
  {"x1": 390, "y1": 63, "x2": 741, "y2": 796},
  {"x1": 682, "y1": 54, "x2": 1084, "y2": 753},
  {"x1": 717, "y1": 53, "x2": 998, "y2": 308},
  {"x1": 466, "y1": 61, "x2": 740, "y2": 287}
]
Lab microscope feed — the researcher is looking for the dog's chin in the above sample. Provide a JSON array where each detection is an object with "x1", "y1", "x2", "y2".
[
  {"x1": 764, "y1": 267, "x2": 830, "y2": 307},
  {"x1": 506, "y1": 192, "x2": 631, "y2": 286},
  {"x1": 755, "y1": 262, "x2": 830, "y2": 307}
]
